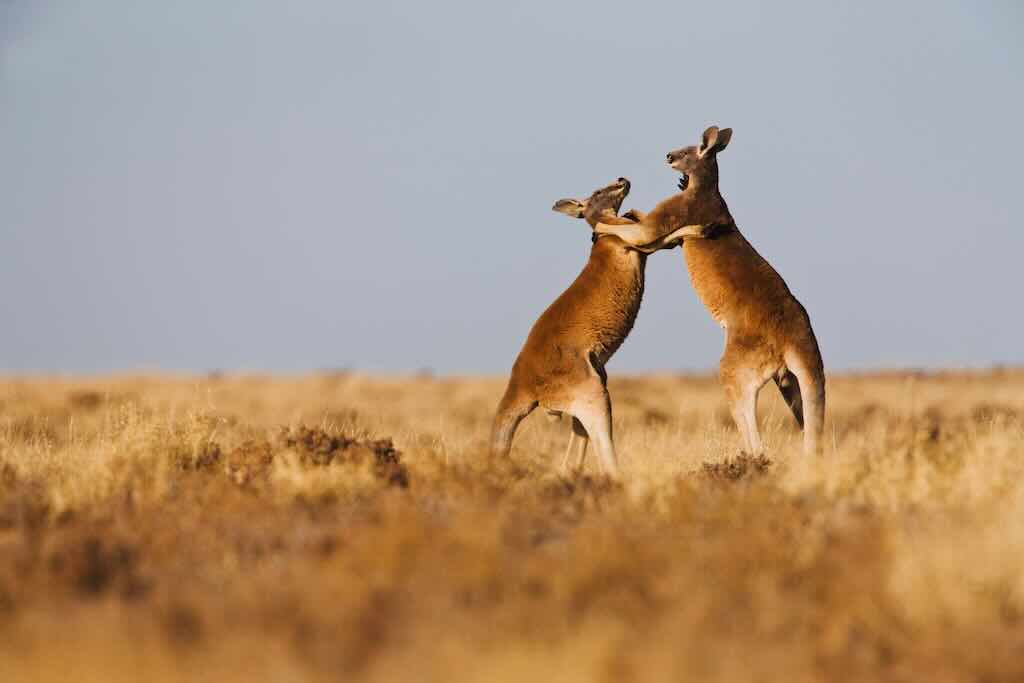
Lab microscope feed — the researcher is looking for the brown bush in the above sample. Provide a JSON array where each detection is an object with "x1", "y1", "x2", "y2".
[
  {"x1": 224, "y1": 439, "x2": 275, "y2": 485},
  {"x1": 701, "y1": 452, "x2": 773, "y2": 481},
  {"x1": 279, "y1": 426, "x2": 409, "y2": 488}
]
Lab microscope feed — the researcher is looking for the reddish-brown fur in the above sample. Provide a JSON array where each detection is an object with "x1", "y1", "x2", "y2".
[
  {"x1": 596, "y1": 127, "x2": 825, "y2": 455},
  {"x1": 491, "y1": 179, "x2": 702, "y2": 475}
]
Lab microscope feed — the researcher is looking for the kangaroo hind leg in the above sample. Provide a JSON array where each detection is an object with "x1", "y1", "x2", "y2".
[
  {"x1": 785, "y1": 348, "x2": 825, "y2": 456},
  {"x1": 720, "y1": 341, "x2": 774, "y2": 456},
  {"x1": 573, "y1": 356, "x2": 619, "y2": 478},
  {"x1": 574, "y1": 397, "x2": 618, "y2": 478},
  {"x1": 559, "y1": 417, "x2": 589, "y2": 473}
]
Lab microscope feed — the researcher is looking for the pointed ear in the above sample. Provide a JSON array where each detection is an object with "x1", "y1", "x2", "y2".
[
  {"x1": 699, "y1": 126, "x2": 733, "y2": 158},
  {"x1": 552, "y1": 199, "x2": 585, "y2": 218}
]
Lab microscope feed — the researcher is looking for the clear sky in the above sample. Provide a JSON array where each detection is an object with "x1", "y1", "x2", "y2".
[{"x1": 1, "y1": 1, "x2": 1021, "y2": 374}]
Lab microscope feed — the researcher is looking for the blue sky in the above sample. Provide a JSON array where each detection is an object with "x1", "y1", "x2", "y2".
[{"x1": 1, "y1": 1, "x2": 1021, "y2": 373}]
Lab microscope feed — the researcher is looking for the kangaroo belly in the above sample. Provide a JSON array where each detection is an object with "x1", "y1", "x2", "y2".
[
  {"x1": 683, "y1": 232, "x2": 793, "y2": 332},
  {"x1": 514, "y1": 245, "x2": 645, "y2": 397}
]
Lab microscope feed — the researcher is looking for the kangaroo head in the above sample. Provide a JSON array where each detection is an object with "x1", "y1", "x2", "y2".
[
  {"x1": 666, "y1": 126, "x2": 732, "y2": 191},
  {"x1": 591, "y1": 126, "x2": 734, "y2": 248},
  {"x1": 555, "y1": 177, "x2": 708, "y2": 253},
  {"x1": 551, "y1": 177, "x2": 631, "y2": 227}
]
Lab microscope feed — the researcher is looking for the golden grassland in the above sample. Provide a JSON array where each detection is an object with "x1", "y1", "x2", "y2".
[{"x1": 2, "y1": 369, "x2": 1024, "y2": 682}]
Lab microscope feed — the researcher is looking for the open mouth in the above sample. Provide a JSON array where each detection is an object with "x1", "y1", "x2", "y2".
[
  {"x1": 677, "y1": 173, "x2": 689, "y2": 192},
  {"x1": 612, "y1": 180, "x2": 630, "y2": 206}
]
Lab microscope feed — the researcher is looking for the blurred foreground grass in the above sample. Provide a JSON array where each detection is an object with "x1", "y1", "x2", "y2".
[{"x1": 2, "y1": 370, "x2": 1023, "y2": 682}]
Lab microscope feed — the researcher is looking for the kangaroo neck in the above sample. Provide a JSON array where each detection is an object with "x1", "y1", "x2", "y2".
[
  {"x1": 685, "y1": 166, "x2": 718, "y2": 193},
  {"x1": 592, "y1": 234, "x2": 644, "y2": 260},
  {"x1": 652, "y1": 185, "x2": 730, "y2": 236},
  {"x1": 683, "y1": 173, "x2": 719, "y2": 198}
]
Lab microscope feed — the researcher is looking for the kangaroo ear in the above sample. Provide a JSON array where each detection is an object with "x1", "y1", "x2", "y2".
[
  {"x1": 699, "y1": 126, "x2": 733, "y2": 158},
  {"x1": 552, "y1": 199, "x2": 585, "y2": 218}
]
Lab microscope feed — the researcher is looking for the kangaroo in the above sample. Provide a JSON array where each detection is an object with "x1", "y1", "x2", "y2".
[
  {"x1": 594, "y1": 127, "x2": 825, "y2": 456},
  {"x1": 491, "y1": 177, "x2": 710, "y2": 476}
]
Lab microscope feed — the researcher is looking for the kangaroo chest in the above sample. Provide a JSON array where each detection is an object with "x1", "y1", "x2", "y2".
[
  {"x1": 589, "y1": 251, "x2": 646, "y2": 363},
  {"x1": 682, "y1": 231, "x2": 784, "y2": 330}
]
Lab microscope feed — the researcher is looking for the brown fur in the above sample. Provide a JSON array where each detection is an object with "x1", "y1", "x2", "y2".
[
  {"x1": 506, "y1": 231, "x2": 646, "y2": 402},
  {"x1": 491, "y1": 179, "x2": 695, "y2": 475},
  {"x1": 596, "y1": 127, "x2": 825, "y2": 455}
]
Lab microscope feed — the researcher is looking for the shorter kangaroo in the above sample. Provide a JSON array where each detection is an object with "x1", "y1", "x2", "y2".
[
  {"x1": 491, "y1": 178, "x2": 709, "y2": 476},
  {"x1": 595, "y1": 127, "x2": 826, "y2": 456}
]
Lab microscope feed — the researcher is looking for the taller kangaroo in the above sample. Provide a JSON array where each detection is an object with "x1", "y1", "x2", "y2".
[{"x1": 596, "y1": 127, "x2": 825, "y2": 456}]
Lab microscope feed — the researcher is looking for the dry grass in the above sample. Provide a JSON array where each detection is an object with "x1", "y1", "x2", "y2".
[{"x1": 2, "y1": 369, "x2": 1024, "y2": 682}]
